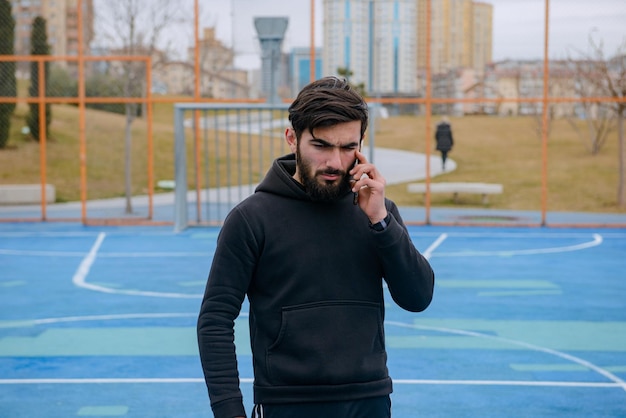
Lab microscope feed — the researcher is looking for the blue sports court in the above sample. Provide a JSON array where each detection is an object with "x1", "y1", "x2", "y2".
[{"x1": 1, "y1": 222, "x2": 625, "y2": 417}]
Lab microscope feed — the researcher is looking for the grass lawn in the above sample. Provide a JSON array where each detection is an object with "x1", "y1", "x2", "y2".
[
  {"x1": 0, "y1": 101, "x2": 624, "y2": 214},
  {"x1": 379, "y1": 114, "x2": 623, "y2": 213}
]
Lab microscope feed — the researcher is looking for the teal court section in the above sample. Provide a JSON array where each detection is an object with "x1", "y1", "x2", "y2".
[
  {"x1": 1, "y1": 223, "x2": 625, "y2": 417},
  {"x1": 0, "y1": 327, "x2": 199, "y2": 356},
  {"x1": 77, "y1": 406, "x2": 130, "y2": 416}
]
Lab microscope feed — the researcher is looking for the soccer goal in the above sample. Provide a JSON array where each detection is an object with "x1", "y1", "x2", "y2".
[{"x1": 173, "y1": 103, "x2": 291, "y2": 231}]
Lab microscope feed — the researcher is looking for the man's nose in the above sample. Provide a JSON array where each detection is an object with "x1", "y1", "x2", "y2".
[{"x1": 325, "y1": 147, "x2": 343, "y2": 168}]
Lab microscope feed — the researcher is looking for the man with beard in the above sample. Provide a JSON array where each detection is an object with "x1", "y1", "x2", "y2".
[{"x1": 197, "y1": 76, "x2": 435, "y2": 418}]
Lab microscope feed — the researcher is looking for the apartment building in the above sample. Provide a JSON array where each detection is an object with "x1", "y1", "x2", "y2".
[
  {"x1": 323, "y1": 0, "x2": 418, "y2": 96},
  {"x1": 472, "y1": 2, "x2": 493, "y2": 76},
  {"x1": 483, "y1": 60, "x2": 578, "y2": 117},
  {"x1": 10, "y1": 0, "x2": 94, "y2": 72},
  {"x1": 98, "y1": 26, "x2": 249, "y2": 99},
  {"x1": 153, "y1": 60, "x2": 249, "y2": 99},
  {"x1": 180, "y1": 27, "x2": 249, "y2": 99},
  {"x1": 190, "y1": 27, "x2": 235, "y2": 78},
  {"x1": 417, "y1": 0, "x2": 492, "y2": 74},
  {"x1": 289, "y1": 47, "x2": 322, "y2": 97},
  {"x1": 432, "y1": 66, "x2": 479, "y2": 115},
  {"x1": 427, "y1": 59, "x2": 582, "y2": 117},
  {"x1": 322, "y1": 0, "x2": 370, "y2": 89},
  {"x1": 323, "y1": 0, "x2": 491, "y2": 97}
]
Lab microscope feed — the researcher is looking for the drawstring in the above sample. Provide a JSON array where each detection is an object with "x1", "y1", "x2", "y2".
[{"x1": 252, "y1": 404, "x2": 264, "y2": 418}]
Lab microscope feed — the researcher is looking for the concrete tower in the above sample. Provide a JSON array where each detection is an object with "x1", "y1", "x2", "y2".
[{"x1": 254, "y1": 17, "x2": 289, "y2": 103}]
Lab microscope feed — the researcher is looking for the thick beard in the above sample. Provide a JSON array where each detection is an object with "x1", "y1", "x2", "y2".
[{"x1": 296, "y1": 152, "x2": 352, "y2": 202}]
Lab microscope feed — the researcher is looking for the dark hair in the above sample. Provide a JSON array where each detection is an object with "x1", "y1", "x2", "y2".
[{"x1": 288, "y1": 76, "x2": 368, "y2": 140}]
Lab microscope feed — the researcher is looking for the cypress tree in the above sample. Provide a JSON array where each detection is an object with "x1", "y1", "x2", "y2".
[
  {"x1": 0, "y1": 0, "x2": 16, "y2": 148},
  {"x1": 27, "y1": 16, "x2": 51, "y2": 141}
]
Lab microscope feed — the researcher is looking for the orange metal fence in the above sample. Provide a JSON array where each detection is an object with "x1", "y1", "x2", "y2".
[{"x1": 0, "y1": 0, "x2": 624, "y2": 228}]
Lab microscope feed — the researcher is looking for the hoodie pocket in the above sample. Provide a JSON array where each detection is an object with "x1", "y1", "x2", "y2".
[{"x1": 266, "y1": 300, "x2": 387, "y2": 386}]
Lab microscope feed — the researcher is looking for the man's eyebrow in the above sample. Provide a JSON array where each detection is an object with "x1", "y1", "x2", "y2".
[{"x1": 310, "y1": 137, "x2": 360, "y2": 148}]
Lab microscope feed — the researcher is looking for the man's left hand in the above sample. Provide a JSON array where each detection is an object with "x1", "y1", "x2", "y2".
[{"x1": 350, "y1": 149, "x2": 388, "y2": 224}]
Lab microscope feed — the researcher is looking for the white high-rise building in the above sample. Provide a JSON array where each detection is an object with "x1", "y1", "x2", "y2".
[
  {"x1": 323, "y1": 0, "x2": 418, "y2": 95},
  {"x1": 323, "y1": 0, "x2": 493, "y2": 98}
]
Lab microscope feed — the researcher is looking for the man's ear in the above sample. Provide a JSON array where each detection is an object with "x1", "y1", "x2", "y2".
[{"x1": 286, "y1": 127, "x2": 297, "y2": 153}]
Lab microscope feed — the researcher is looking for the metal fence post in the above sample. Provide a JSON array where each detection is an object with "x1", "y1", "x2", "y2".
[{"x1": 174, "y1": 105, "x2": 188, "y2": 232}]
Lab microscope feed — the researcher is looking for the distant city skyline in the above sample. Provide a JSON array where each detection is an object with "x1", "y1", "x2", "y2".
[{"x1": 196, "y1": 0, "x2": 625, "y2": 70}]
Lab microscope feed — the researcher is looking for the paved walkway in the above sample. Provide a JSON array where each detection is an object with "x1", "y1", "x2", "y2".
[{"x1": 364, "y1": 146, "x2": 454, "y2": 185}]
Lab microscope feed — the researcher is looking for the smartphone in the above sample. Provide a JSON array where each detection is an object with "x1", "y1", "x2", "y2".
[{"x1": 352, "y1": 154, "x2": 359, "y2": 205}]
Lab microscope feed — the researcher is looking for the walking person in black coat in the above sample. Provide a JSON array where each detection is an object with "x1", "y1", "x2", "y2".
[{"x1": 435, "y1": 117, "x2": 454, "y2": 171}]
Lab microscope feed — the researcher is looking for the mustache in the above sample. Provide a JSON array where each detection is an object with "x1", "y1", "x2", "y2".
[{"x1": 317, "y1": 168, "x2": 345, "y2": 176}]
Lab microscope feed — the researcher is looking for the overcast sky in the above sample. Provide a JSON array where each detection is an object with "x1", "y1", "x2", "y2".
[{"x1": 140, "y1": 0, "x2": 626, "y2": 69}]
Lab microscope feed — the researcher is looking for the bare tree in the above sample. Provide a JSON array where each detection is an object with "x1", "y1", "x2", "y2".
[
  {"x1": 528, "y1": 62, "x2": 581, "y2": 142},
  {"x1": 99, "y1": 0, "x2": 184, "y2": 213},
  {"x1": 567, "y1": 57, "x2": 615, "y2": 155},
  {"x1": 568, "y1": 34, "x2": 626, "y2": 206}
]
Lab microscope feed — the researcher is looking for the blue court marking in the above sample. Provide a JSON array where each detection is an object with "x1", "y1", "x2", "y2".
[{"x1": 1, "y1": 224, "x2": 625, "y2": 417}]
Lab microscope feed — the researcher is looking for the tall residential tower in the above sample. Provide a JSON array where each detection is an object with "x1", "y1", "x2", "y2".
[
  {"x1": 322, "y1": 0, "x2": 492, "y2": 96},
  {"x1": 417, "y1": 0, "x2": 492, "y2": 74},
  {"x1": 323, "y1": 0, "x2": 418, "y2": 95}
]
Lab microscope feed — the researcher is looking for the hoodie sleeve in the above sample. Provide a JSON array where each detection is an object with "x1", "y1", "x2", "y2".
[
  {"x1": 372, "y1": 201, "x2": 435, "y2": 312},
  {"x1": 197, "y1": 207, "x2": 258, "y2": 418}
]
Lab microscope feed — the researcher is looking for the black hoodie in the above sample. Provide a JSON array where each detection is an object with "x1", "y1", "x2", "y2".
[{"x1": 197, "y1": 154, "x2": 434, "y2": 418}]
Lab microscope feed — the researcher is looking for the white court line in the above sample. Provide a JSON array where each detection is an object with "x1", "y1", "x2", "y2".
[
  {"x1": 97, "y1": 252, "x2": 208, "y2": 258},
  {"x1": 0, "y1": 378, "x2": 206, "y2": 384},
  {"x1": 0, "y1": 249, "x2": 88, "y2": 257},
  {"x1": 0, "y1": 313, "x2": 197, "y2": 328},
  {"x1": 65, "y1": 233, "x2": 445, "y2": 298},
  {"x1": 387, "y1": 320, "x2": 626, "y2": 393},
  {"x1": 0, "y1": 378, "x2": 621, "y2": 389},
  {"x1": 1, "y1": 232, "x2": 610, "y2": 258},
  {"x1": 71, "y1": 232, "x2": 105, "y2": 292},
  {"x1": 393, "y1": 379, "x2": 622, "y2": 388},
  {"x1": 0, "y1": 232, "x2": 103, "y2": 237},
  {"x1": 69, "y1": 233, "x2": 203, "y2": 298},
  {"x1": 2, "y1": 231, "x2": 623, "y2": 238},
  {"x1": 71, "y1": 284, "x2": 201, "y2": 299},
  {"x1": 0, "y1": 249, "x2": 208, "y2": 257},
  {"x1": 431, "y1": 233, "x2": 603, "y2": 257},
  {"x1": 0, "y1": 231, "x2": 176, "y2": 236},
  {"x1": 422, "y1": 233, "x2": 447, "y2": 260},
  {"x1": 413, "y1": 231, "x2": 626, "y2": 239}
]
